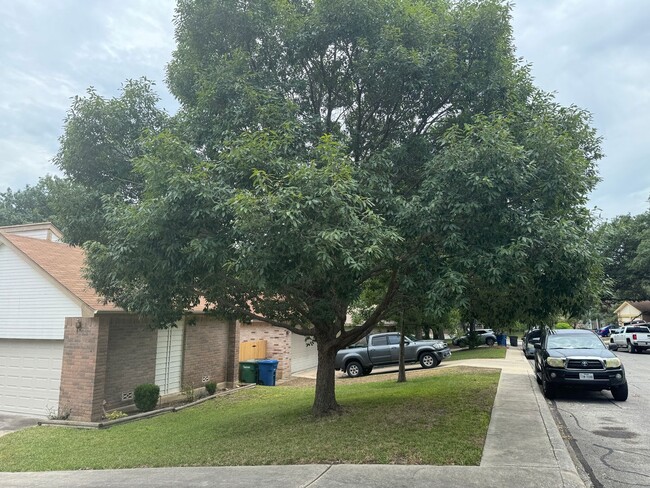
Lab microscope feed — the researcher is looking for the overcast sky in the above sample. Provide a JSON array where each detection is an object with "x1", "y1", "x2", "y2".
[{"x1": 1, "y1": 0, "x2": 648, "y2": 220}]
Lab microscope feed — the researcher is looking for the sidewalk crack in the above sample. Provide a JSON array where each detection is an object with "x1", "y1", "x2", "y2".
[{"x1": 302, "y1": 465, "x2": 333, "y2": 488}]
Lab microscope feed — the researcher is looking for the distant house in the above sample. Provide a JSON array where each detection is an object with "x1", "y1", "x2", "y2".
[
  {"x1": 0, "y1": 223, "x2": 239, "y2": 421},
  {"x1": 614, "y1": 301, "x2": 650, "y2": 325}
]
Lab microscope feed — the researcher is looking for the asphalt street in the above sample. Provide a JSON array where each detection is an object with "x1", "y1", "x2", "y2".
[{"x1": 535, "y1": 348, "x2": 650, "y2": 488}]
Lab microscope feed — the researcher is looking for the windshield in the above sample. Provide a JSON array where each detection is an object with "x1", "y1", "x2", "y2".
[{"x1": 547, "y1": 333, "x2": 605, "y2": 350}]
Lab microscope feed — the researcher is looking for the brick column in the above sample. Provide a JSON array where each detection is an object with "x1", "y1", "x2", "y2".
[
  {"x1": 226, "y1": 320, "x2": 240, "y2": 386},
  {"x1": 58, "y1": 316, "x2": 109, "y2": 422}
]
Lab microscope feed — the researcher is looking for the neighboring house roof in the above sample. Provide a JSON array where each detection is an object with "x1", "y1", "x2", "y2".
[
  {"x1": 0, "y1": 232, "x2": 120, "y2": 314},
  {"x1": 629, "y1": 301, "x2": 650, "y2": 313},
  {"x1": 0, "y1": 222, "x2": 63, "y2": 241},
  {"x1": 614, "y1": 300, "x2": 650, "y2": 314}
]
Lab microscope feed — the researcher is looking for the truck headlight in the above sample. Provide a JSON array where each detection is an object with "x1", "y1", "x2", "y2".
[
  {"x1": 604, "y1": 358, "x2": 621, "y2": 369},
  {"x1": 546, "y1": 357, "x2": 565, "y2": 368}
]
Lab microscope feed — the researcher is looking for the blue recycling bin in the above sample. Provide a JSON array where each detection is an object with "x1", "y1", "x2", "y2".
[
  {"x1": 257, "y1": 359, "x2": 279, "y2": 386},
  {"x1": 496, "y1": 334, "x2": 507, "y2": 346}
]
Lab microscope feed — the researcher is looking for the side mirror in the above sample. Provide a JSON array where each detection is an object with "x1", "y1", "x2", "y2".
[
  {"x1": 608, "y1": 343, "x2": 618, "y2": 351},
  {"x1": 534, "y1": 343, "x2": 541, "y2": 350}
]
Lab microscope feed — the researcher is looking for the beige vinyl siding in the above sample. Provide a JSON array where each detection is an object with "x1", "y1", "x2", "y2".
[{"x1": 0, "y1": 245, "x2": 81, "y2": 339}]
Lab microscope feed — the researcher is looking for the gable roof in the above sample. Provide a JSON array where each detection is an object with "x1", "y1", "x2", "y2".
[
  {"x1": 0, "y1": 232, "x2": 120, "y2": 314},
  {"x1": 614, "y1": 300, "x2": 650, "y2": 314},
  {"x1": 0, "y1": 222, "x2": 63, "y2": 241},
  {"x1": 629, "y1": 301, "x2": 650, "y2": 313}
]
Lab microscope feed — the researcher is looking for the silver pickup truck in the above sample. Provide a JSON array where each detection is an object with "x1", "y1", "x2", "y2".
[{"x1": 335, "y1": 332, "x2": 451, "y2": 377}]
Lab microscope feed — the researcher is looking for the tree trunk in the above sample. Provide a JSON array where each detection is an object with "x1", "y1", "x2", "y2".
[
  {"x1": 397, "y1": 314, "x2": 406, "y2": 383},
  {"x1": 312, "y1": 341, "x2": 341, "y2": 416}
]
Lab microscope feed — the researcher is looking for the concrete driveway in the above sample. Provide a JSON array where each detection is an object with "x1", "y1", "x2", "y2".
[{"x1": 0, "y1": 413, "x2": 39, "y2": 437}]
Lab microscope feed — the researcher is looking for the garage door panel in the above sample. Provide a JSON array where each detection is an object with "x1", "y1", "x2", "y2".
[
  {"x1": 290, "y1": 334, "x2": 318, "y2": 374},
  {"x1": 0, "y1": 340, "x2": 63, "y2": 416}
]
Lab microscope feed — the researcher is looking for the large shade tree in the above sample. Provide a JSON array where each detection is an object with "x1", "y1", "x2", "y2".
[{"x1": 75, "y1": 0, "x2": 602, "y2": 416}]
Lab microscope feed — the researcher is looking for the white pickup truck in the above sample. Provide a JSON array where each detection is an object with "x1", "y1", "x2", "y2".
[{"x1": 610, "y1": 324, "x2": 650, "y2": 353}]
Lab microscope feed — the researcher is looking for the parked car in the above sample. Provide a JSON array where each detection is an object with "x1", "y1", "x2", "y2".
[
  {"x1": 522, "y1": 329, "x2": 541, "y2": 358},
  {"x1": 598, "y1": 325, "x2": 615, "y2": 337},
  {"x1": 610, "y1": 324, "x2": 650, "y2": 353},
  {"x1": 534, "y1": 328, "x2": 627, "y2": 401},
  {"x1": 452, "y1": 328, "x2": 497, "y2": 347},
  {"x1": 335, "y1": 333, "x2": 451, "y2": 378}
]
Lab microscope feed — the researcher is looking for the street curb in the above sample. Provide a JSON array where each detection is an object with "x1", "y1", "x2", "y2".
[{"x1": 526, "y1": 370, "x2": 586, "y2": 488}]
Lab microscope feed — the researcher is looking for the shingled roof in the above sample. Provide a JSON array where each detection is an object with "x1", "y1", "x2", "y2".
[
  {"x1": 0, "y1": 232, "x2": 120, "y2": 313},
  {"x1": 629, "y1": 301, "x2": 650, "y2": 313}
]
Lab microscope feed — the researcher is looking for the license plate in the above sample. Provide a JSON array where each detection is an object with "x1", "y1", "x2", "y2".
[{"x1": 579, "y1": 373, "x2": 594, "y2": 380}]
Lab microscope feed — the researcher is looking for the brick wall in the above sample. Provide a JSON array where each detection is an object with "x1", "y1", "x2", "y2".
[
  {"x1": 59, "y1": 314, "x2": 240, "y2": 421},
  {"x1": 58, "y1": 316, "x2": 109, "y2": 422},
  {"x1": 182, "y1": 316, "x2": 233, "y2": 388},
  {"x1": 104, "y1": 315, "x2": 157, "y2": 410},
  {"x1": 239, "y1": 321, "x2": 291, "y2": 379}
]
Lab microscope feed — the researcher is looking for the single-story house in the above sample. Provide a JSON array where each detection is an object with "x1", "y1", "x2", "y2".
[
  {"x1": 0, "y1": 223, "x2": 239, "y2": 421},
  {"x1": 615, "y1": 301, "x2": 650, "y2": 326}
]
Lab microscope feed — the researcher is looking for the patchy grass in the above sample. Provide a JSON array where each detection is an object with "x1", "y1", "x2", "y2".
[
  {"x1": 447, "y1": 346, "x2": 507, "y2": 361},
  {"x1": 0, "y1": 368, "x2": 498, "y2": 471}
]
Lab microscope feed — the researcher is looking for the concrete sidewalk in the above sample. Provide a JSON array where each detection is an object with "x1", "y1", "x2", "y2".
[{"x1": 0, "y1": 348, "x2": 584, "y2": 488}]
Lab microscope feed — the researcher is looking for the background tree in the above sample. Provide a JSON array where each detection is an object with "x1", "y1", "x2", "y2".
[
  {"x1": 0, "y1": 177, "x2": 59, "y2": 227},
  {"x1": 53, "y1": 77, "x2": 168, "y2": 245},
  {"x1": 77, "y1": 0, "x2": 602, "y2": 416},
  {"x1": 596, "y1": 206, "x2": 650, "y2": 301}
]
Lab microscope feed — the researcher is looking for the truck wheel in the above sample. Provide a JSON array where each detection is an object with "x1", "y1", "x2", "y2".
[
  {"x1": 542, "y1": 376, "x2": 556, "y2": 399},
  {"x1": 627, "y1": 340, "x2": 636, "y2": 353},
  {"x1": 346, "y1": 361, "x2": 364, "y2": 378},
  {"x1": 611, "y1": 383, "x2": 628, "y2": 401},
  {"x1": 419, "y1": 352, "x2": 439, "y2": 369},
  {"x1": 486, "y1": 338, "x2": 495, "y2": 347}
]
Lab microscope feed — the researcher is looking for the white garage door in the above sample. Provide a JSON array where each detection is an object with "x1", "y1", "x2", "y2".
[
  {"x1": 0, "y1": 339, "x2": 63, "y2": 417},
  {"x1": 290, "y1": 333, "x2": 319, "y2": 373}
]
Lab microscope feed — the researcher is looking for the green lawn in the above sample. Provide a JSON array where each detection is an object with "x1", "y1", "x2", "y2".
[
  {"x1": 0, "y1": 368, "x2": 499, "y2": 471},
  {"x1": 447, "y1": 346, "x2": 507, "y2": 361}
]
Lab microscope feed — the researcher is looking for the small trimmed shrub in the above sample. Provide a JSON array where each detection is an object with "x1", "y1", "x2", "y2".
[
  {"x1": 134, "y1": 383, "x2": 160, "y2": 412},
  {"x1": 205, "y1": 381, "x2": 217, "y2": 395},
  {"x1": 555, "y1": 322, "x2": 572, "y2": 330},
  {"x1": 105, "y1": 410, "x2": 128, "y2": 420}
]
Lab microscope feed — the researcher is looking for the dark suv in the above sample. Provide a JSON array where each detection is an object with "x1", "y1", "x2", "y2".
[{"x1": 534, "y1": 328, "x2": 627, "y2": 401}]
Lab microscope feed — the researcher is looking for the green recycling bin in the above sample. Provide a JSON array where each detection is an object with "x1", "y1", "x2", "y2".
[{"x1": 239, "y1": 360, "x2": 259, "y2": 384}]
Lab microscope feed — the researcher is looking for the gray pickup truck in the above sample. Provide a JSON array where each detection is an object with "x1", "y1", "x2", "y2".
[{"x1": 335, "y1": 332, "x2": 452, "y2": 377}]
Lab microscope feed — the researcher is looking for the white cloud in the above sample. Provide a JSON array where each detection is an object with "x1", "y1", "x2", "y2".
[
  {"x1": 511, "y1": 0, "x2": 650, "y2": 218},
  {"x1": 0, "y1": 0, "x2": 177, "y2": 192}
]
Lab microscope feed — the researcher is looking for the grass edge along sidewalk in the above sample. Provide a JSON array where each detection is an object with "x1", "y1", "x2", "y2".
[{"x1": 0, "y1": 367, "x2": 498, "y2": 471}]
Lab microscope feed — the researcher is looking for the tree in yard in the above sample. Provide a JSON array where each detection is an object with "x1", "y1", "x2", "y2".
[{"x1": 73, "y1": 0, "x2": 602, "y2": 416}]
